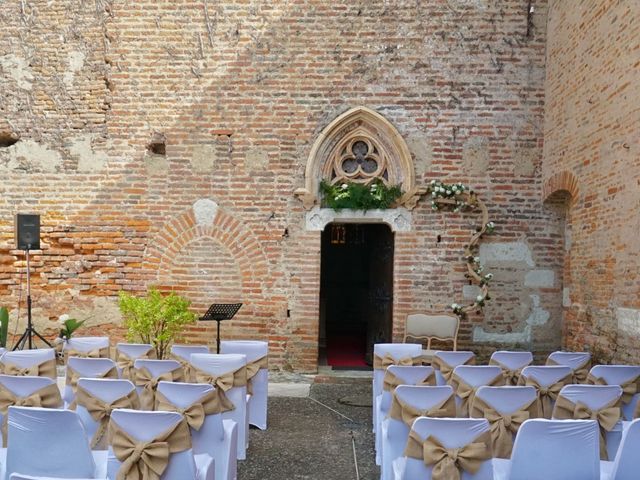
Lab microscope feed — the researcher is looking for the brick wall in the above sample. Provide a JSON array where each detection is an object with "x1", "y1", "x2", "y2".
[
  {"x1": 0, "y1": 0, "x2": 563, "y2": 371},
  {"x1": 543, "y1": 0, "x2": 640, "y2": 363}
]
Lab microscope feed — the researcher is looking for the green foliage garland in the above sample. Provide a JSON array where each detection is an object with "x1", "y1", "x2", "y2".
[{"x1": 319, "y1": 179, "x2": 403, "y2": 210}]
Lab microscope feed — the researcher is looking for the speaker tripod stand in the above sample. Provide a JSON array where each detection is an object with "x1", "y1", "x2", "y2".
[{"x1": 13, "y1": 247, "x2": 52, "y2": 350}]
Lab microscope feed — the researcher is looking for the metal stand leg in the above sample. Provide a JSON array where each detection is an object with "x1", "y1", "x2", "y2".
[
  {"x1": 12, "y1": 248, "x2": 52, "y2": 351},
  {"x1": 216, "y1": 319, "x2": 221, "y2": 353}
]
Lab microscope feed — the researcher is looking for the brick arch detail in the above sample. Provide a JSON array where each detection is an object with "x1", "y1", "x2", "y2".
[
  {"x1": 145, "y1": 208, "x2": 272, "y2": 291},
  {"x1": 542, "y1": 170, "x2": 580, "y2": 204}
]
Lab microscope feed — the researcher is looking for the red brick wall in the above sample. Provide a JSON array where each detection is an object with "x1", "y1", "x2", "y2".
[
  {"x1": 0, "y1": 0, "x2": 564, "y2": 371},
  {"x1": 543, "y1": 0, "x2": 640, "y2": 363}
]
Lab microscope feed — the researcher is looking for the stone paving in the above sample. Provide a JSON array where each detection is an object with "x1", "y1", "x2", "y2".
[{"x1": 239, "y1": 380, "x2": 376, "y2": 480}]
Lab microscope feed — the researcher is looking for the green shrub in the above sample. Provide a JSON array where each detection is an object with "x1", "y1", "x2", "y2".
[{"x1": 118, "y1": 288, "x2": 198, "y2": 359}]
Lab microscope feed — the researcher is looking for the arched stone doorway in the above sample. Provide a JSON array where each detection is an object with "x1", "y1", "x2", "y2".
[
  {"x1": 320, "y1": 222, "x2": 394, "y2": 367},
  {"x1": 296, "y1": 107, "x2": 419, "y2": 369}
]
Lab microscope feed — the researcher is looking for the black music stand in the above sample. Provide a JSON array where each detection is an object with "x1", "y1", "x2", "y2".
[{"x1": 200, "y1": 303, "x2": 242, "y2": 353}]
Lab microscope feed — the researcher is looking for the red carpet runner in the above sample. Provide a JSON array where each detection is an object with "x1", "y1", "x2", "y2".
[{"x1": 326, "y1": 334, "x2": 368, "y2": 367}]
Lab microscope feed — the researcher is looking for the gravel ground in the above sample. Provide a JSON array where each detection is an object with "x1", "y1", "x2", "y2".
[{"x1": 238, "y1": 382, "x2": 377, "y2": 480}]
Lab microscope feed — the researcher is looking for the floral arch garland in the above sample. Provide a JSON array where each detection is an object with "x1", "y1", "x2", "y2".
[{"x1": 425, "y1": 180, "x2": 495, "y2": 318}]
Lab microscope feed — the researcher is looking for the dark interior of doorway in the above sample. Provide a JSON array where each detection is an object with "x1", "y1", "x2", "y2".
[{"x1": 319, "y1": 223, "x2": 394, "y2": 369}]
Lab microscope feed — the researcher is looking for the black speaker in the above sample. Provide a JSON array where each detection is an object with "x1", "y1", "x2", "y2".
[{"x1": 15, "y1": 214, "x2": 40, "y2": 250}]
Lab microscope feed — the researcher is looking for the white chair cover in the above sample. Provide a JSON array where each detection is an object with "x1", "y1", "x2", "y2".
[
  {"x1": 590, "y1": 365, "x2": 640, "y2": 420},
  {"x1": 601, "y1": 418, "x2": 640, "y2": 480},
  {"x1": 133, "y1": 359, "x2": 183, "y2": 410},
  {"x1": 64, "y1": 337, "x2": 110, "y2": 357},
  {"x1": 157, "y1": 381, "x2": 238, "y2": 480},
  {"x1": 190, "y1": 353, "x2": 249, "y2": 460},
  {"x1": 115, "y1": 343, "x2": 154, "y2": 378},
  {"x1": 4, "y1": 406, "x2": 107, "y2": 480},
  {"x1": 519, "y1": 365, "x2": 573, "y2": 418},
  {"x1": 393, "y1": 417, "x2": 493, "y2": 480},
  {"x1": 472, "y1": 386, "x2": 539, "y2": 458},
  {"x1": 373, "y1": 343, "x2": 422, "y2": 432},
  {"x1": 489, "y1": 351, "x2": 533, "y2": 384},
  {"x1": 553, "y1": 384, "x2": 623, "y2": 460},
  {"x1": 547, "y1": 351, "x2": 591, "y2": 382},
  {"x1": 451, "y1": 365, "x2": 504, "y2": 416},
  {"x1": 474, "y1": 386, "x2": 538, "y2": 415},
  {"x1": 493, "y1": 418, "x2": 600, "y2": 480},
  {"x1": 65, "y1": 357, "x2": 118, "y2": 407},
  {"x1": 375, "y1": 366, "x2": 435, "y2": 464},
  {"x1": 432, "y1": 351, "x2": 476, "y2": 386},
  {"x1": 170, "y1": 345, "x2": 210, "y2": 381},
  {"x1": 0, "y1": 375, "x2": 62, "y2": 448},
  {"x1": 220, "y1": 340, "x2": 268, "y2": 430},
  {"x1": 75, "y1": 378, "x2": 138, "y2": 449},
  {"x1": 107, "y1": 409, "x2": 213, "y2": 480},
  {"x1": 0, "y1": 349, "x2": 56, "y2": 378},
  {"x1": 0, "y1": 348, "x2": 5, "y2": 359},
  {"x1": 381, "y1": 385, "x2": 454, "y2": 480},
  {"x1": 9, "y1": 475, "x2": 107, "y2": 480}
]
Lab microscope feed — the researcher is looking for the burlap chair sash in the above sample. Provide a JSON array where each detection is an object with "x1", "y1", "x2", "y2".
[
  {"x1": 192, "y1": 365, "x2": 247, "y2": 413},
  {"x1": 117, "y1": 348, "x2": 154, "y2": 381},
  {"x1": 634, "y1": 399, "x2": 640, "y2": 419},
  {"x1": 169, "y1": 353, "x2": 196, "y2": 382},
  {"x1": 588, "y1": 373, "x2": 640, "y2": 405},
  {"x1": 66, "y1": 364, "x2": 119, "y2": 389},
  {"x1": 76, "y1": 384, "x2": 140, "y2": 449},
  {"x1": 431, "y1": 356, "x2": 475, "y2": 384},
  {"x1": 553, "y1": 394, "x2": 620, "y2": 460},
  {"x1": 388, "y1": 391, "x2": 456, "y2": 427},
  {"x1": 404, "y1": 428, "x2": 492, "y2": 480},
  {"x1": 489, "y1": 358, "x2": 526, "y2": 386},
  {"x1": 65, "y1": 346, "x2": 110, "y2": 360},
  {"x1": 155, "y1": 387, "x2": 233, "y2": 429},
  {"x1": 383, "y1": 369, "x2": 435, "y2": 392},
  {"x1": 135, "y1": 366, "x2": 185, "y2": 411},
  {"x1": 109, "y1": 417, "x2": 192, "y2": 480},
  {"x1": 451, "y1": 372, "x2": 504, "y2": 417},
  {"x1": 546, "y1": 356, "x2": 590, "y2": 384},
  {"x1": 0, "y1": 382, "x2": 62, "y2": 444},
  {"x1": 245, "y1": 355, "x2": 268, "y2": 395},
  {"x1": 2, "y1": 358, "x2": 57, "y2": 379},
  {"x1": 471, "y1": 395, "x2": 539, "y2": 458},
  {"x1": 373, "y1": 353, "x2": 417, "y2": 370},
  {"x1": 519, "y1": 372, "x2": 572, "y2": 419}
]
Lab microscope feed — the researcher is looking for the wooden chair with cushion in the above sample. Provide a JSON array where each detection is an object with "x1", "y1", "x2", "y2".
[{"x1": 403, "y1": 313, "x2": 460, "y2": 365}]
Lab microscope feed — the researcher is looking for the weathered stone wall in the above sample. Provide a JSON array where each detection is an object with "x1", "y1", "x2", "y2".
[
  {"x1": 543, "y1": 0, "x2": 640, "y2": 363},
  {"x1": 0, "y1": 0, "x2": 558, "y2": 371}
]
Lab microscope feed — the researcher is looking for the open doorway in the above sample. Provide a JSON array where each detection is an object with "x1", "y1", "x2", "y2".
[{"x1": 319, "y1": 223, "x2": 394, "y2": 369}]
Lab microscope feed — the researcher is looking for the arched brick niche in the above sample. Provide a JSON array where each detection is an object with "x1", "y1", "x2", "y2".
[
  {"x1": 295, "y1": 106, "x2": 422, "y2": 210},
  {"x1": 144, "y1": 201, "x2": 274, "y2": 345},
  {"x1": 542, "y1": 170, "x2": 580, "y2": 204}
]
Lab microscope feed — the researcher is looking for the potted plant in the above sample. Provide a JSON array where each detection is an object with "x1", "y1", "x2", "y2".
[
  {"x1": 0, "y1": 307, "x2": 9, "y2": 348},
  {"x1": 118, "y1": 288, "x2": 197, "y2": 359}
]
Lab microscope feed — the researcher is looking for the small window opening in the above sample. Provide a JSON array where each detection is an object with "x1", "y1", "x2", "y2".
[{"x1": 147, "y1": 132, "x2": 166, "y2": 155}]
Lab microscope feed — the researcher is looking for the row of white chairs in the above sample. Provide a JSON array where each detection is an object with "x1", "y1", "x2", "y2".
[
  {"x1": 391, "y1": 416, "x2": 640, "y2": 480},
  {"x1": 373, "y1": 344, "x2": 640, "y2": 479},
  {"x1": 1, "y1": 405, "x2": 215, "y2": 480},
  {"x1": 0, "y1": 339, "x2": 270, "y2": 480}
]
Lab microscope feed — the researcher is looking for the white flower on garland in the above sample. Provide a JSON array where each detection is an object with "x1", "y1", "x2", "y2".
[{"x1": 58, "y1": 314, "x2": 70, "y2": 325}]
